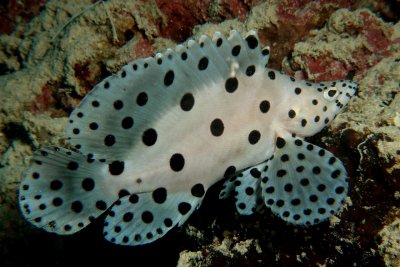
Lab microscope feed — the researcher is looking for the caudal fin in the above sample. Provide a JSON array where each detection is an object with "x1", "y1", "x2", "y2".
[{"x1": 19, "y1": 147, "x2": 117, "y2": 234}]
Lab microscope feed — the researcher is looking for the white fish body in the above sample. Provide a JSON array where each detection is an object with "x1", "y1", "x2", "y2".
[{"x1": 19, "y1": 30, "x2": 357, "y2": 246}]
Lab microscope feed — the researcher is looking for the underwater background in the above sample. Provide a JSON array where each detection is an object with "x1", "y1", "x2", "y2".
[{"x1": 0, "y1": 0, "x2": 400, "y2": 266}]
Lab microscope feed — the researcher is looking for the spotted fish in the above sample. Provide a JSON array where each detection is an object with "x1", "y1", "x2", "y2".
[{"x1": 19, "y1": 30, "x2": 357, "y2": 246}]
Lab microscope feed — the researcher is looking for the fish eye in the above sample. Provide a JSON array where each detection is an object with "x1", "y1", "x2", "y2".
[{"x1": 323, "y1": 87, "x2": 339, "y2": 101}]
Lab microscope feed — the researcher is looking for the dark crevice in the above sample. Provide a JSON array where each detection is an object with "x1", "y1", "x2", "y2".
[{"x1": 2, "y1": 122, "x2": 33, "y2": 146}]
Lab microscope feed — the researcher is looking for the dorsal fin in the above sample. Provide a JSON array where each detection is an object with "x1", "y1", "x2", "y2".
[{"x1": 66, "y1": 30, "x2": 269, "y2": 161}]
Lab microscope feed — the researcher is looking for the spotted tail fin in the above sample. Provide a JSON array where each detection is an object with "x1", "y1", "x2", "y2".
[{"x1": 19, "y1": 147, "x2": 117, "y2": 234}]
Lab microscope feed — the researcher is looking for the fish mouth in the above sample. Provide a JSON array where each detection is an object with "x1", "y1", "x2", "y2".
[
  {"x1": 336, "y1": 80, "x2": 358, "y2": 110},
  {"x1": 344, "y1": 80, "x2": 358, "y2": 98},
  {"x1": 351, "y1": 81, "x2": 359, "y2": 97}
]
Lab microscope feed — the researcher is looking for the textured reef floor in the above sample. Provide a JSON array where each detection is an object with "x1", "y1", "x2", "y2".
[{"x1": 0, "y1": 0, "x2": 399, "y2": 266}]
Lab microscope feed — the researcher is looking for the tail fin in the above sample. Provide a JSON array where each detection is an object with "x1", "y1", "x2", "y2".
[{"x1": 19, "y1": 147, "x2": 117, "y2": 234}]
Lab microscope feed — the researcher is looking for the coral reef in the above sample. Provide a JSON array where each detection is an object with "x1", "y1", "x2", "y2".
[
  {"x1": 0, "y1": 0, "x2": 48, "y2": 35},
  {"x1": 0, "y1": 0, "x2": 399, "y2": 266}
]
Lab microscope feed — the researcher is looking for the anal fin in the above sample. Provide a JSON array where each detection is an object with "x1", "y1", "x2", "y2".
[{"x1": 103, "y1": 185, "x2": 206, "y2": 246}]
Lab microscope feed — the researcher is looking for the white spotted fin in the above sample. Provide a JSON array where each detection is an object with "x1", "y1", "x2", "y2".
[
  {"x1": 103, "y1": 186, "x2": 205, "y2": 245},
  {"x1": 219, "y1": 167, "x2": 264, "y2": 215},
  {"x1": 19, "y1": 145, "x2": 207, "y2": 245},
  {"x1": 19, "y1": 147, "x2": 116, "y2": 234},
  {"x1": 221, "y1": 133, "x2": 348, "y2": 225}
]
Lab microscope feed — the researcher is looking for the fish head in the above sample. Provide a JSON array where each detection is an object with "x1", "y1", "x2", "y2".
[
  {"x1": 321, "y1": 80, "x2": 358, "y2": 113},
  {"x1": 281, "y1": 79, "x2": 358, "y2": 137}
]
